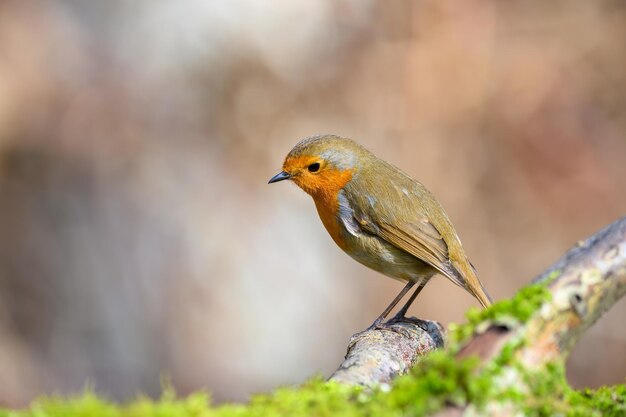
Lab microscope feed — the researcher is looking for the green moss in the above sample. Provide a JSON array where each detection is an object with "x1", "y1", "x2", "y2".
[
  {"x1": 242, "y1": 378, "x2": 362, "y2": 417},
  {"x1": 3, "y1": 281, "x2": 622, "y2": 417},
  {"x1": 9, "y1": 368, "x2": 621, "y2": 417},
  {"x1": 448, "y1": 282, "x2": 552, "y2": 346},
  {"x1": 543, "y1": 268, "x2": 562, "y2": 284},
  {"x1": 516, "y1": 361, "x2": 626, "y2": 417},
  {"x1": 372, "y1": 351, "x2": 481, "y2": 415}
]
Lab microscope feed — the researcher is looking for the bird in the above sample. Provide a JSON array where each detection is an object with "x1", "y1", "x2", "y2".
[{"x1": 269, "y1": 134, "x2": 492, "y2": 328}]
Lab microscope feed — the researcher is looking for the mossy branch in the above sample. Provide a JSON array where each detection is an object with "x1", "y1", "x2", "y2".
[
  {"x1": 330, "y1": 217, "x2": 626, "y2": 415},
  {"x1": 451, "y1": 217, "x2": 626, "y2": 366},
  {"x1": 330, "y1": 318, "x2": 445, "y2": 386},
  {"x1": 432, "y1": 218, "x2": 626, "y2": 416}
]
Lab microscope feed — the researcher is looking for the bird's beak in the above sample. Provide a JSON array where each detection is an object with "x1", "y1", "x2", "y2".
[{"x1": 268, "y1": 171, "x2": 291, "y2": 184}]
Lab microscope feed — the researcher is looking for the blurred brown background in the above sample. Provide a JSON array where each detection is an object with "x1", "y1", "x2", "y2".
[{"x1": 0, "y1": 0, "x2": 624, "y2": 407}]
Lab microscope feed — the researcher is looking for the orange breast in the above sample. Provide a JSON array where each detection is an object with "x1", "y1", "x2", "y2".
[
  {"x1": 310, "y1": 169, "x2": 354, "y2": 251},
  {"x1": 314, "y1": 196, "x2": 347, "y2": 250}
]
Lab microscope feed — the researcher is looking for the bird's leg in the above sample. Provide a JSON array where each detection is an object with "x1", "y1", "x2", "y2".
[
  {"x1": 388, "y1": 280, "x2": 427, "y2": 323},
  {"x1": 366, "y1": 280, "x2": 416, "y2": 330}
]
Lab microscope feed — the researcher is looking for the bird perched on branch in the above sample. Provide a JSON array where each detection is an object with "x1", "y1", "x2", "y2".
[{"x1": 269, "y1": 134, "x2": 492, "y2": 328}]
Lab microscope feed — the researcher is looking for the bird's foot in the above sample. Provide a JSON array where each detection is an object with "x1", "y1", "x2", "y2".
[
  {"x1": 348, "y1": 318, "x2": 387, "y2": 345},
  {"x1": 385, "y1": 310, "x2": 409, "y2": 325}
]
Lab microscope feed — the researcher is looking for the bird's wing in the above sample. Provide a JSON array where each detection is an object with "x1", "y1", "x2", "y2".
[
  {"x1": 354, "y1": 205, "x2": 466, "y2": 287},
  {"x1": 382, "y1": 220, "x2": 449, "y2": 272},
  {"x1": 347, "y1": 167, "x2": 493, "y2": 307}
]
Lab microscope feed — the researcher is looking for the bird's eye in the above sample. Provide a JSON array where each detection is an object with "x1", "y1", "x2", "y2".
[{"x1": 307, "y1": 162, "x2": 320, "y2": 173}]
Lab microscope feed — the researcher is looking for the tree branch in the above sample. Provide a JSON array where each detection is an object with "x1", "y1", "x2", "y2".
[
  {"x1": 330, "y1": 317, "x2": 444, "y2": 386},
  {"x1": 458, "y1": 217, "x2": 626, "y2": 366},
  {"x1": 330, "y1": 217, "x2": 626, "y2": 397}
]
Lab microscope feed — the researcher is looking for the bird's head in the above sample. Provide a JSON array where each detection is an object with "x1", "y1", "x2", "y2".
[{"x1": 269, "y1": 134, "x2": 367, "y2": 199}]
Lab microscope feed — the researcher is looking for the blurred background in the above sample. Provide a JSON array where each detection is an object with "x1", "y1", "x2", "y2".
[{"x1": 0, "y1": 0, "x2": 625, "y2": 407}]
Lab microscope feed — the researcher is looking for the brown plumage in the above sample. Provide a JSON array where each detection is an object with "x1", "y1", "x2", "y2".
[{"x1": 269, "y1": 134, "x2": 492, "y2": 327}]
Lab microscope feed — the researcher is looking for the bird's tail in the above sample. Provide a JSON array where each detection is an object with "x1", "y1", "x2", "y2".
[{"x1": 453, "y1": 258, "x2": 493, "y2": 308}]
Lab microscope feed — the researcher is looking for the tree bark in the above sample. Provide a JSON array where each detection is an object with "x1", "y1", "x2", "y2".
[{"x1": 330, "y1": 317, "x2": 444, "y2": 386}]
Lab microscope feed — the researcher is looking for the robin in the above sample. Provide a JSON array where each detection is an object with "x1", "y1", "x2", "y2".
[{"x1": 269, "y1": 134, "x2": 492, "y2": 328}]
